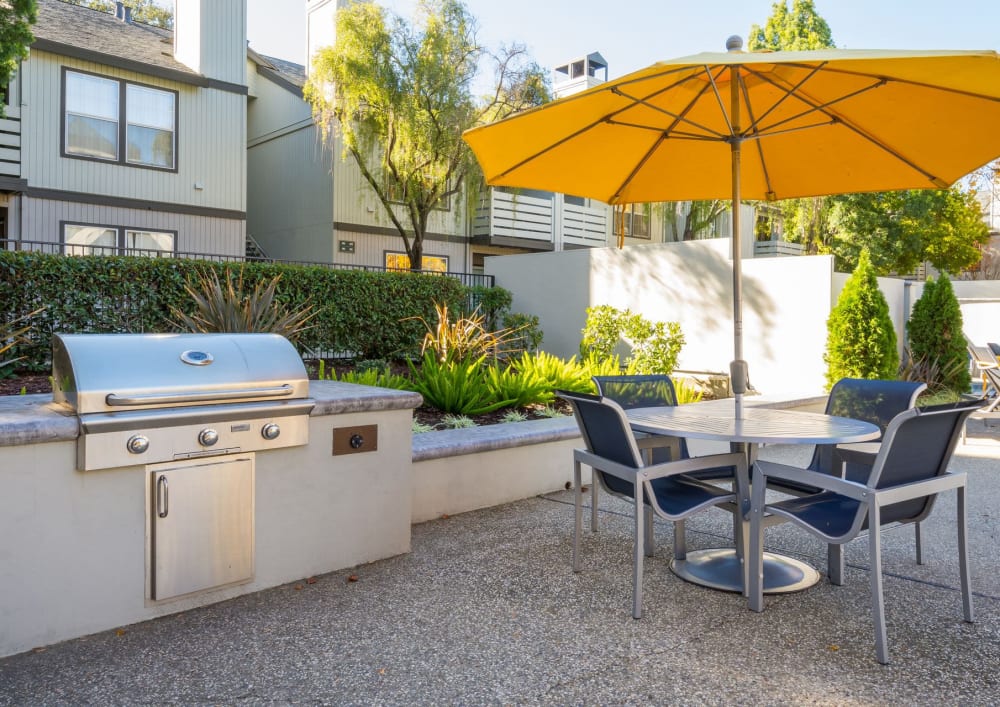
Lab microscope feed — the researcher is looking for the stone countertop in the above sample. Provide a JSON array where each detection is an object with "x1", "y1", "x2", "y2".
[{"x1": 0, "y1": 382, "x2": 423, "y2": 448}]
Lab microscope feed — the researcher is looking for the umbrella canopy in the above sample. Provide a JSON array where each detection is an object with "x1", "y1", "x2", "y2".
[{"x1": 463, "y1": 41, "x2": 1000, "y2": 416}]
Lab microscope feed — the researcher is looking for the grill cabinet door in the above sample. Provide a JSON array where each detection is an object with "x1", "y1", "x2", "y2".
[{"x1": 151, "y1": 455, "x2": 254, "y2": 600}]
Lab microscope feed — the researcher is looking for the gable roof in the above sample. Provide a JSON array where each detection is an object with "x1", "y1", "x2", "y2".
[
  {"x1": 30, "y1": 0, "x2": 243, "y2": 92},
  {"x1": 250, "y1": 52, "x2": 307, "y2": 97}
]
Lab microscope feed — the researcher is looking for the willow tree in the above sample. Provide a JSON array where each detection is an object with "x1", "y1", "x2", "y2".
[
  {"x1": 0, "y1": 0, "x2": 37, "y2": 118},
  {"x1": 305, "y1": 0, "x2": 548, "y2": 271}
]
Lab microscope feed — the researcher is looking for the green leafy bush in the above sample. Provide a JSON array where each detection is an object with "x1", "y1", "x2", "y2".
[
  {"x1": 516, "y1": 351, "x2": 595, "y2": 393},
  {"x1": 906, "y1": 276, "x2": 970, "y2": 393},
  {"x1": 579, "y1": 305, "x2": 684, "y2": 375},
  {"x1": 503, "y1": 312, "x2": 544, "y2": 354},
  {"x1": 824, "y1": 249, "x2": 899, "y2": 389},
  {"x1": 466, "y1": 285, "x2": 513, "y2": 330},
  {"x1": 408, "y1": 352, "x2": 514, "y2": 415},
  {"x1": 484, "y1": 363, "x2": 554, "y2": 408},
  {"x1": 338, "y1": 367, "x2": 412, "y2": 390},
  {"x1": 0, "y1": 251, "x2": 467, "y2": 367}
]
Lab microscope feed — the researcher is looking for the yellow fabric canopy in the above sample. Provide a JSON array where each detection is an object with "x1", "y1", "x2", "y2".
[{"x1": 464, "y1": 47, "x2": 1000, "y2": 204}]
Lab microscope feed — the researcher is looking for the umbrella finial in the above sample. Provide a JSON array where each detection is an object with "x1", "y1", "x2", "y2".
[{"x1": 726, "y1": 35, "x2": 744, "y2": 52}]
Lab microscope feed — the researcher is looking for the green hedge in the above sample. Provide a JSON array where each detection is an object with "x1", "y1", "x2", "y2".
[{"x1": 0, "y1": 251, "x2": 468, "y2": 370}]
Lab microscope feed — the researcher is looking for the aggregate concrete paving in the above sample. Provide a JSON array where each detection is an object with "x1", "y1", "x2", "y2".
[{"x1": 1, "y1": 421, "x2": 998, "y2": 705}]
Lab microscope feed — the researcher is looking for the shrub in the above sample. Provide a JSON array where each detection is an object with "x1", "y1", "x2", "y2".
[
  {"x1": 502, "y1": 312, "x2": 544, "y2": 355},
  {"x1": 413, "y1": 302, "x2": 522, "y2": 363},
  {"x1": 516, "y1": 351, "x2": 594, "y2": 393},
  {"x1": 0, "y1": 251, "x2": 468, "y2": 366},
  {"x1": 466, "y1": 285, "x2": 513, "y2": 330},
  {"x1": 337, "y1": 367, "x2": 412, "y2": 390},
  {"x1": 579, "y1": 305, "x2": 684, "y2": 375},
  {"x1": 906, "y1": 276, "x2": 970, "y2": 393},
  {"x1": 408, "y1": 352, "x2": 514, "y2": 415},
  {"x1": 170, "y1": 268, "x2": 316, "y2": 344},
  {"x1": 484, "y1": 363, "x2": 554, "y2": 408},
  {"x1": 824, "y1": 249, "x2": 898, "y2": 389}
]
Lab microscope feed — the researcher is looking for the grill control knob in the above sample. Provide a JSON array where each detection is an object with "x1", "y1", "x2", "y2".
[
  {"x1": 198, "y1": 428, "x2": 219, "y2": 447},
  {"x1": 261, "y1": 423, "x2": 281, "y2": 441},
  {"x1": 126, "y1": 434, "x2": 149, "y2": 455}
]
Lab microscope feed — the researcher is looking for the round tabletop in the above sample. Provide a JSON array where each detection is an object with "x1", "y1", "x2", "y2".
[{"x1": 627, "y1": 405, "x2": 880, "y2": 446}]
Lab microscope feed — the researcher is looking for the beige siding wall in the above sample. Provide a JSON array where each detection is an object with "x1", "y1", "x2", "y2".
[
  {"x1": 21, "y1": 196, "x2": 245, "y2": 255},
  {"x1": 247, "y1": 120, "x2": 333, "y2": 263},
  {"x1": 247, "y1": 68, "x2": 311, "y2": 143},
  {"x1": 331, "y1": 142, "x2": 468, "y2": 239},
  {"x1": 22, "y1": 51, "x2": 246, "y2": 212}
]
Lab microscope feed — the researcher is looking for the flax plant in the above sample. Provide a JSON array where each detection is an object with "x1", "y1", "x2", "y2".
[{"x1": 170, "y1": 269, "x2": 316, "y2": 345}]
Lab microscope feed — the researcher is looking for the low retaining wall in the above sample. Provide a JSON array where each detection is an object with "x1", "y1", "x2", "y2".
[{"x1": 411, "y1": 417, "x2": 586, "y2": 523}]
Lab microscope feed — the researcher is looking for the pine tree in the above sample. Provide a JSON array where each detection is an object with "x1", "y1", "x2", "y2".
[
  {"x1": 824, "y1": 249, "x2": 898, "y2": 389},
  {"x1": 907, "y1": 275, "x2": 970, "y2": 393}
]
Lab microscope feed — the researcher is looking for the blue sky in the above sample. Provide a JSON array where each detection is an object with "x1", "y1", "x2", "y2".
[{"x1": 247, "y1": 0, "x2": 1000, "y2": 78}]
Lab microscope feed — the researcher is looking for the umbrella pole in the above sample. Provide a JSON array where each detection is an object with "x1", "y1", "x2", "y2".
[{"x1": 730, "y1": 68, "x2": 747, "y2": 420}]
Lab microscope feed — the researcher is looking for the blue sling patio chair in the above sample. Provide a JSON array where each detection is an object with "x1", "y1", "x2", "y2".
[
  {"x1": 747, "y1": 399, "x2": 981, "y2": 664},
  {"x1": 592, "y1": 374, "x2": 740, "y2": 560},
  {"x1": 754, "y1": 377, "x2": 927, "y2": 581},
  {"x1": 558, "y1": 390, "x2": 747, "y2": 619}
]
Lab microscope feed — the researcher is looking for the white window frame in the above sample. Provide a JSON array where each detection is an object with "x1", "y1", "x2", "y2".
[{"x1": 62, "y1": 222, "x2": 176, "y2": 257}]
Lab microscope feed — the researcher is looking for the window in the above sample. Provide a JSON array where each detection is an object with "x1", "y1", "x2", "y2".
[
  {"x1": 385, "y1": 251, "x2": 448, "y2": 272},
  {"x1": 63, "y1": 223, "x2": 175, "y2": 256},
  {"x1": 614, "y1": 205, "x2": 650, "y2": 239},
  {"x1": 63, "y1": 69, "x2": 177, "y2": 170}
]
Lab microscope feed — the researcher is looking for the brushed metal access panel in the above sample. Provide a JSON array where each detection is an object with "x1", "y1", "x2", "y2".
[{"x1": 150, "y1": 455, "x2": 255, "y2": 601}]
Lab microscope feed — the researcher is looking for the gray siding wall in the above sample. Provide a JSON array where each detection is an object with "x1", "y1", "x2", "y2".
[
  {"x1": 22, "y1": 51, "x2": 246, "y2": 212},
  {"x1": 22, "y1": 196, "x2": 244, "y2": 255},
  {"x1": 331, "y1": 229, "x2": 469, "y2": 272}
]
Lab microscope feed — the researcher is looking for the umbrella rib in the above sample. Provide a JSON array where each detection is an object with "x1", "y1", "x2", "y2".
[
  {"x1": 743, "y1": 62, "x2": 828, "y2": 135},
  {"x1": 604, "y1": 121, "x2": 720, "y2": 141},
  {"x1": 737, "y1": 72, "x2": 776, "y2": 200},
  {"x1": 610, "y1": 77, "x2": 719, "y2": 202},
  {"x1": 706, "y1": 65, "x2": 735, "y2": 137},
  {"x1": 752, "y1": 75, "x2": 887, "y2": 136},
  {"x1": 782, "y1": 63, "x2": 1000, "y2": 104},
  {"x1": 751, "y1": 72, "x2": 951, "y2": 187}
]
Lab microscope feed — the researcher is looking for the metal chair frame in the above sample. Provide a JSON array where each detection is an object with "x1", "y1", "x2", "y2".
[{"x1": 748, "y1": 400, "x2": 980, "y2": 664}]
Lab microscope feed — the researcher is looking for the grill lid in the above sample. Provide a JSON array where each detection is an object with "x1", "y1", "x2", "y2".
[{"x1": 52, "y1": 333, "x2": 310, "y2": 415}]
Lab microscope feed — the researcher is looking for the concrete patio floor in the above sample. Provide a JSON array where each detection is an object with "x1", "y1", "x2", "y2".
[{"x1": 2, "y1": 421, "x2": 998, "y2": 705}]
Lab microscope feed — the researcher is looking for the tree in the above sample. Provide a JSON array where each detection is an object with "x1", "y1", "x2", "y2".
[
  {"x1": 305, "y1": 0, "x2": 549, "y2": 271},
  {"x1": 906, "y1": 276, "x2": 970, "y2": 393},
  {"x1": 748, "y1": 0, "x2": 834, "y2": 52},
  {"x1": 660, "y1": 200, "x2": 728, "y2": 242},
  {"x1": 0, "y1": 0, "x2": 37, "y2": 118},
  {"x1": 827, "y1": 188, "x2": 989, "y2": 276},
  {"x1": 61, "y1": 0, "x2": 172, "y2": 28},
  {"x1": 824, "y1": 249, "x2": 898, "y2": 389}
]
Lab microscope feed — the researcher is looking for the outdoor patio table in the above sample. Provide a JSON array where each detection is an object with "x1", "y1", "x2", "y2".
[{"x1": 626, "y1": 404, "x2": 880, "y2": 594}]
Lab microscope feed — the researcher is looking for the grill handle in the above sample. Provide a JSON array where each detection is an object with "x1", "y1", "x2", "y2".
[
  {"x1": 156, "y1": 475, "x2": 169, "y2": 519},
  {"x1": 106, "y1": 385, "x2": 295, "y2": 407}
]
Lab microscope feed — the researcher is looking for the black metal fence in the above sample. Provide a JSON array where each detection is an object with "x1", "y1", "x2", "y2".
[{"x1": 0, "y1": 239, "x2": 495, "y2": 289}]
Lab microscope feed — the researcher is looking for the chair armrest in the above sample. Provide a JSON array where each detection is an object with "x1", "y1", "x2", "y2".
[
  {"x1": 754, "y1": 459, "x2": 867, "y2": 501},
  {"x1": 645, "y1": 451, "x2": 747, "y2": 481}
]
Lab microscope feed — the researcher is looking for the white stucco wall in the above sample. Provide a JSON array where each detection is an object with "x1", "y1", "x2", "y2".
[{"x1": 487, "y1": 240, "x2": 836, "y2": 395}]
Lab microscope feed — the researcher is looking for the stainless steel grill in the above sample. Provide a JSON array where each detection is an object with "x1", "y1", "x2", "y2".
[{"x1": 52, "y1": 333, "x2": 314, "y2": 471}]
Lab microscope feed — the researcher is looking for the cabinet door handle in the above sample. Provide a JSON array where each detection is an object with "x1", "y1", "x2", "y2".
[{"x1": 156, "y1": 475, "x2": 169, "y2": 518}]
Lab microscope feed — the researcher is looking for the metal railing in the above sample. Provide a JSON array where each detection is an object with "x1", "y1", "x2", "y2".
[{"x1": 0, "y1": 239, "x2": 495, "y2": 288}]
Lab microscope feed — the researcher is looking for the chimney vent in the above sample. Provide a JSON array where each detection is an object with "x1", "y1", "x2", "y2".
[
  {"x1": 124, "y1": 7, "x2": 133, "y2": 23},
  {"x1": 115, "y1": 2, "x2": 124, "y2": 20}
]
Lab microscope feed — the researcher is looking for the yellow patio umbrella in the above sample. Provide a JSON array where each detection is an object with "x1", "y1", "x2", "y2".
[{"x1": 463, "y1": 38, "x2": 1000, "y2": 416}]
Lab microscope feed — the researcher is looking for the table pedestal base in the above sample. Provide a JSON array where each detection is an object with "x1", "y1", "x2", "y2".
[{"x1": 671, "y1": 548, "x2": 820, "y2": 594}]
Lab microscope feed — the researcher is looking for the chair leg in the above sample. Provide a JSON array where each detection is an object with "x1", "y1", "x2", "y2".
[
  {"x1": 748, "y1": 470, "x2": 766, "y2": 612},
  {"x1": 633, "y1": 486, "x2": 644, "y2": 619},
  {"x1": 644, "y1": 506, "x2": 655, "y2": 557},
  {"x1": 673, "y1": 519, "x2": 687, "y2": 560},
  {"x1": 868, "y1": 504, "x2": 890, "y2": 664},
  {"x1": 591, "y1": 474, "x2": 599, "y2": 533},
  {"x1": 573, "y1": 461, "x2": 582, "y2": 573},
  {"x1": 915, "y1": 522, "x2": 924, "y2": 565},
  {"x1": 828, "y1": 544, "x2": 845, "y2": 586},
  {"x1": 957, "y1": 486, "x2": 975, "y2": 623}
]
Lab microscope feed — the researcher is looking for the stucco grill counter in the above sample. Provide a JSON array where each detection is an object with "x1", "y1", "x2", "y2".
[{"x1": 51, "y1": 333, "x2": 317, "y2": 601}]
